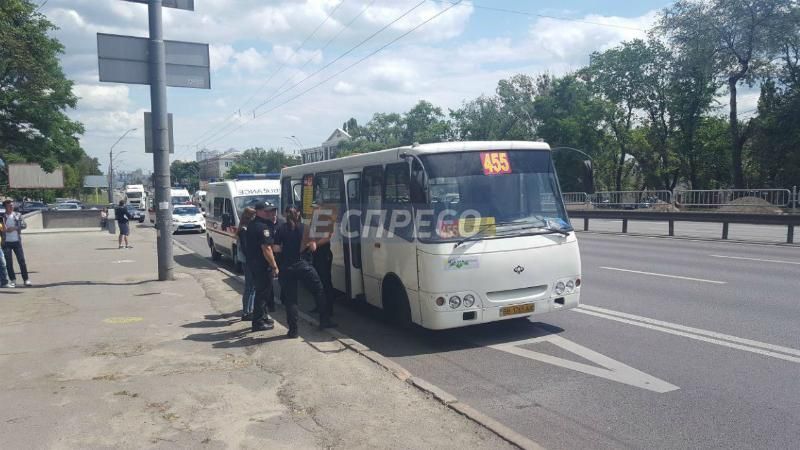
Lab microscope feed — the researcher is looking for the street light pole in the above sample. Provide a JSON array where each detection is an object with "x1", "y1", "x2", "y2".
[{"x1": 108, "y1": 128, "x2": 137, "y2": 203}]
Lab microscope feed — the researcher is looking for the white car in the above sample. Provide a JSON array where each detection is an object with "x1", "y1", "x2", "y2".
[
  {"x1": 171, "y1": 205, "x2": 206, "y2": 234},
  {"x1": 53, "y1": 202, "x2": 81, "y2": 210}
]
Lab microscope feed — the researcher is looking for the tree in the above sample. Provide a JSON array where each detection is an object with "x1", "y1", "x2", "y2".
[
  {"x1": 660, "y1": 0, "x2": 792, "y2": 188},
  {"x1": 225, "y1": 148, "x2": 300, "y2": 178},
  {"x1": 402, "y1": 100, "x2": 450, "y2": 144},
  {"x1": 170, "y1": 160, "x2": 200, "y2": 192},
  {"x1": 0, "y1": 0, "x2": 84, "y2": 174}
]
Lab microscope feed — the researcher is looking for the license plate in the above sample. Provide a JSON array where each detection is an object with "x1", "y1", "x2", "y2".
[{"x1": 500, "y1": 303, "x2": 535, "y2": 317}]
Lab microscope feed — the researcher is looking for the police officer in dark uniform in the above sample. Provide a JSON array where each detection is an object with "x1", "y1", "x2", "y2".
[
  {"x1": 311, "y1": 238, "x2": 335, "y2": 317},
  {"x1": 245, "y1": 201, "x2": 280, "y2": 332},
  {"x1": 274, "y1": 205, "x2": 336, "y2": 338}
]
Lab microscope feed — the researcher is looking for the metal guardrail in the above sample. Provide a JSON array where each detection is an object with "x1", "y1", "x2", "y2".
[
  {"x1": 674, "y1": 189, "x2": 792, "y2": 208},
  {"x1": 563, "y1": 186, "x2": 798, "y2": 212},
  {"x1": 562, "y1": 192, "x2": 589, "y2": 205},
  {"x1": 569, "y1": 209, "x2": 800, "y2": 244},
  {"x1": 591, "y1": 190, "x2": 672, "y2": 209}
]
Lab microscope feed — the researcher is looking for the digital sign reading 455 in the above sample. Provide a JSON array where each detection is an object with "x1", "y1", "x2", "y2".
[{"x1": 480, "y1": 151, "x2": 512, "y2": 175}]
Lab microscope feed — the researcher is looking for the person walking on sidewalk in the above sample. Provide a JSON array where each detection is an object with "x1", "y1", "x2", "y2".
[
  {"x1": 237, "y1": 207, "x2": 256, "y2": 321},
  {"x1": 1, "y1": 200, "x2": 30, "y2": 287},
  {"x1": 245, "y1": 201, "x2": 280, "y2": 333},
  {"x1": 0, "y1": 220, "x2": 9, "y2": 288},
  {"x1": 114, "y1": 200, "x2": 134, "y2": 249},
  {"x1": 273, "y1": 205, "x2": 337, "y2": 339}
]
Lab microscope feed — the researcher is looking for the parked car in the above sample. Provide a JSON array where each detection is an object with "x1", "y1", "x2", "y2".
[
  {"x1": 125, "y1": 204, "x2": 145, "y2": 223},
  {"x1": 171, "y1": 205, "x2": 205, "y2": 234},
  {"x1": 19, "y1": 201, "x2": 47, "y2": 214},
  {"x1": 52, "y1": 202, "x2": 81, "y2": 210}
]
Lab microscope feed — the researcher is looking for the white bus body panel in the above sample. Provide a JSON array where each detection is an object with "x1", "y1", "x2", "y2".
[{"x1": 416, "y1": 234, "x2": 581, "y2": 330}]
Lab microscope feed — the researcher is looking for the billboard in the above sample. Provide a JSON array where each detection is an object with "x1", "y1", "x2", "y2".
[
  {"x1": 84, "y1": 175, "x2": 108, "y2": 188},
  {"x1": 8, "y1": 163, "x2": 64, "y2": 189}
]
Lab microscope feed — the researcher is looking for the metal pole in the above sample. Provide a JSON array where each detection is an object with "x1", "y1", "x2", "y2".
[
  {"x1": 108, "y1": 149, "x2": 113, "y2": 203},
  {"x1": 148, "y1": 0, "x2": 173, "y2": 281},
  {"x1": 793, "y1": 185, "x2": 797, "y2": 214}
]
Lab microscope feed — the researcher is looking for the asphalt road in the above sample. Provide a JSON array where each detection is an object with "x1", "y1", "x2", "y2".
[{"x1": 173, "y1": 229, "x2": 800, "y2": 450}]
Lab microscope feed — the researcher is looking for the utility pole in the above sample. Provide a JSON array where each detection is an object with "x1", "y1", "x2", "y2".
[
  {"x1": 108, "y1": 128, "x2": 136, "y2": 203},
  {"x1": 97, "y1": 0, "x2": 208, "y2": 282},
  {"x1": 148, "y1": 0, "x2": 173, "y2": 281}
]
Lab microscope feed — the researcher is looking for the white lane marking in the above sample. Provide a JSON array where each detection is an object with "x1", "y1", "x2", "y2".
[
  {"x1": 599, "y1": 266, "x2": 726, "y2": 284},
  {"x1": 579, "y1": 305, "x2": 800, "y2": 357},
  {"x1": 574, "y1": 307, "x2": 800, "y2": 364},
  {"x1": 709, "y1": 254, "x2": 800, "y2": 265},
  {"x1": 490, "y1": 335, "x2": 679, "y2": 393}
]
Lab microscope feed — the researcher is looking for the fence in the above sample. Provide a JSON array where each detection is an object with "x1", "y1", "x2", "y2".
[
  {"x1": 563, "y1": 186, "x2": 798, "y2": 212},
  {"x1": 673, "y1": 189, "x2": 792, "y2": 208},
  {"x1": 562, "y1": 192, "x2": 589, "y2": 205}
]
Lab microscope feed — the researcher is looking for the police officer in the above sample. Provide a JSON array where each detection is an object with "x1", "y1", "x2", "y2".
[
  {"x1": 245, "y1": 201, "x2": 280, "y2": 332},
  {"x1": 274, "y1": 205, "x2": 336, "y2": 338}
]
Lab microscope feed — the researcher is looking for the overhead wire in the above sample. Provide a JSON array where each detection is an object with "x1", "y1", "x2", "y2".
[
  {"x1": 249, "y1": 0, "x2": 426, "y2": 114},
  {"x1": 187, "y1": 1, "x2": 347, "y2": 148},
  {"x1": 202, "y1": 0, "x2": 464, "y2": 147}
]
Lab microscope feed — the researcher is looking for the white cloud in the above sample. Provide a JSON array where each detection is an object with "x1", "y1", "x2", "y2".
[
  {"x1": 72, "y1": 84, "x2": 130, "y2": 111},
  {"x1": 209, "y1": 44, "x2": 235, "y2": 71},
  {"x1": 232, "y1": 48, "x2": 269, "y2": 73},
  {"x1": 273, "y1": 45, "x2": 323, "y2": 66},
  {"x1": 333, "y1": 81, "x2": 356, "y2": 95}
]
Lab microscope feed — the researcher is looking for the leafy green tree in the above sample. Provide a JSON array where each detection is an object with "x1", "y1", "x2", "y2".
[
  {"x1": 402, "y1": 100, "x2": 450, "y2": 144},
  {"x1": 660, "y1": 0, "x2": 792, "y2": 188},
  {"x1": 225, "y1": 148, "x2": 300, "y2": 178},
  {"x1": 170, "y1": 160, "x2": 200, "y2": 192},
  {"x1": 0, "y1": 0, "x2": 84, "y2": 174}
]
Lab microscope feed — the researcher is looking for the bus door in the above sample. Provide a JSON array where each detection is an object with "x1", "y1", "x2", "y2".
[
  {"x1": 343, "y1": 173, "x2": 364, "y2": 301},
  {"x1": 359, "y1": 165, "x2": 384, "y2": 307}
]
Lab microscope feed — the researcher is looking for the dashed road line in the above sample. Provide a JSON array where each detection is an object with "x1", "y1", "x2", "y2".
[
  {"x1": 709, "y1": 254, "x2": 800, "y2": 265},
  {"x1": 599, "y1": 266, "x2": 727, "y2": 284}
]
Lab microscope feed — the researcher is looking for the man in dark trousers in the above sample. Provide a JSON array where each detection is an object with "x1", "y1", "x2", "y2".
[
  {"x1": 2, "y1": 199, "x2": 30, "y2": 287},
  {"x1": 245, "y1": 201, "x2": 280, "y2": 332},
  {"x1": 114, "y1": 200, "x2": 133, "y2": 249},
  {"x1": 274, "y1": 205, "x2": 336, "y2": 338}
]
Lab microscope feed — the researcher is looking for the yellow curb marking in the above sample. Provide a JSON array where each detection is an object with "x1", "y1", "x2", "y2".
[{"x1": 103, "y1": 317, "x2": 144, "y2": 324}]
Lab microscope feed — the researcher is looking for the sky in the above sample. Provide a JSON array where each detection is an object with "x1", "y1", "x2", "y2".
[{"x1": 41, "y1": 0, "x2": 697, "y2": 172}]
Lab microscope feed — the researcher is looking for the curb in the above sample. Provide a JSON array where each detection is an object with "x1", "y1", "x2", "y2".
[
  {"x1": 173, "y1": 239, "x2": 545, "y2": 450},
  {"x1": 575, "y1": 229, "x2": 799, "y2": 247}
]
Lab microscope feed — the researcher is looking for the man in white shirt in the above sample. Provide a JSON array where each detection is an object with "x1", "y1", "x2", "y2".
[{"x1": 2, "y1": 200, "x2": 30, "y2": 287}]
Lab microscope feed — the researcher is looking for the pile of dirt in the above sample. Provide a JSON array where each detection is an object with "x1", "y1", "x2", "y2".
[
  {"x1": 650, "y1": 200, "x2": 680, "y2": 212},
  {"x1": 718, "y1": 196, "x2": 784, "y2": 214}
]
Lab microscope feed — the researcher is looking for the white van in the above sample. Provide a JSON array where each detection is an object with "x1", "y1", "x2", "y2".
[
  {"x1": 205, "y1": 176, "x2": 281, "y2": 268},
  {"x1": 148, "y1": 188, "x2": 194, "y2": 224}
]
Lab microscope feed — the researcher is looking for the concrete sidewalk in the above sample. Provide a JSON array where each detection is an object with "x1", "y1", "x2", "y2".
[{"x1": 0, "y1": 227, "x2": 512, "y2": 449}]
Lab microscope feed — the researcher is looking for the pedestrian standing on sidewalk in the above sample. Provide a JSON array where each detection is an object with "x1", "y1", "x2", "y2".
[
  {"x1": 237, "y1": 207, "x2": 256, "y2": 321},
  {"x1": 0, "y1": 220, "x2": 9, "y2": 288},
  {"x1": 114, "y1": 200, "x2": 133, "y2": 249},
  {"x1": 273, "y1": 205, "x2": 337, "y2": 339},
  {"x1": 245, "y1": 201, "x2": 280, "y2": 332},
  {"x1": 2, "y1": 200, "x2": 30, "y2": 287}
]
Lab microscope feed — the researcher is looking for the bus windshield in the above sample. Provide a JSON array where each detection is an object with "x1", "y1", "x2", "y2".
[
  {"x1": 418, "y1": 150, "x2": 570, "y2": 241},
  {"x1": 235, "y1": 195, "x2": 280, "y2": 217},
  {"x1": 126, "y1": 192, "x2": 142, "y2": 199}
]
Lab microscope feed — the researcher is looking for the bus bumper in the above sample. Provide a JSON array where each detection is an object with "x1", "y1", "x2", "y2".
[{"x1": 417, "y1": 291, "x2": 580, "y2": 330}]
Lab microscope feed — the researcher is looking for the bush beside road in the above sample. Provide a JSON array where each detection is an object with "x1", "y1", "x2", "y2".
[{"x1": 0, "y1": 227, "x2": 512, "y2": 449}]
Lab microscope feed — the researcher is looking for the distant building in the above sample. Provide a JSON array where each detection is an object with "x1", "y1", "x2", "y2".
[
  {"x1": 199, "y1": 151, "x2": 240, "y2": 180},
  {"x1": 196, "y1": 149, "x2": 220, "y2": 161},
  {"x1": 300, "y1": 128, "x2": 351, "y2": 163}
]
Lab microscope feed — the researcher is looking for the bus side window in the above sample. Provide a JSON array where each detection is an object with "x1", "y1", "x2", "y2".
[
  {"x1": 383, "y1": 163, "x2": 413, "y2": 240},
  {"x1": 361, "y1": 166, "x2": 383, "y2": 226}
]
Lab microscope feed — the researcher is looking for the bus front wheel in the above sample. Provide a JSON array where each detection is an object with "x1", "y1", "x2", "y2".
[
  {"x1": 209, "y1": 238, "x2": 221, "y2": 261},
  {"x1": 382, "y1": 276, "x2": 412, "y2": 328}
]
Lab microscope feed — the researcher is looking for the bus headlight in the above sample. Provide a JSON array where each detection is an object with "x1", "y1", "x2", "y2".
[
  {"x1": 448, "y1": 296, "x2": 462, "y2": 309},
  {"x1": 463, "y1": 294, "x2": 475, "y2": 308},
  {"x1": 566, "y1": 280, "x2": 575, "y2": 293},
  {"x1": 554, "y1": 281, "x2": 566, "y2": 296}
]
